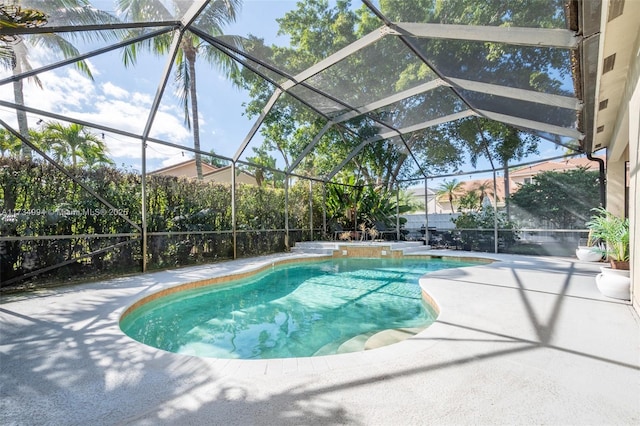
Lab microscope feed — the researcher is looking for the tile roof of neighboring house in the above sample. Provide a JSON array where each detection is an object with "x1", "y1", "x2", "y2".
[
  {"x1": 149, "y1": 159, "x2": 257, "y2": 185},
  {"x1": 148, "y1": 159, "x2": 218, "y2": 176},
  {"x1": 457, "y1": 178, "x2": 517, "y2": 201},
  {"x1": 510, "y1": 155, "x2": 605, "y2": 177}
]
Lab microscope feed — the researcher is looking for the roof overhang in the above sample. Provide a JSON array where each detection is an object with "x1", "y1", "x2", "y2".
[{"x1": 589, "y1": 0, "x2": 640, "y2": 160}]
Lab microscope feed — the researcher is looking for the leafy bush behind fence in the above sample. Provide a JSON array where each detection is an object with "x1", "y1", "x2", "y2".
[{"x1": 0, "y1": 158, "x2": 324, "y2": 288}]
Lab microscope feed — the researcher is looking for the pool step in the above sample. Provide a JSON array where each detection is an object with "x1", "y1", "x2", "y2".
[
  {"x1": 313, "y1": 332, "x2": 376, "y2": 356},
  {"x1": 290, "y1": 242, "x2": 336, "y2": 255},
  {"x1": 313, "y1": 327, "x2": 425, "y2": 356},
  {"x1": 313, "y1": 340, "x2": 343, "y2": 356},
  {"x1": 336, "y1": 332, "x2": 377, "y2": 354},
  {"x1": 292, "y1": 241, "x2": 427, "y2": 256},
  {"x1": 364, "y1": 327, "x2": 425, "y2": 350}
]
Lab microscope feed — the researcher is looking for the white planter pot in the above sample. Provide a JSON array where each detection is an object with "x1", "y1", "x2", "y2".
[
  {"x1": 595, "y1": 266, "x2": 630, "y2": 300},
  {"x1": 576, "y1": 246, "x2": 602, "y2": 262}
]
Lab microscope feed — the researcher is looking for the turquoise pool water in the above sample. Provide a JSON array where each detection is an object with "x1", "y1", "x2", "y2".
[{"x1": 120, "y1": 257, "x2": 479, "y2": 359}]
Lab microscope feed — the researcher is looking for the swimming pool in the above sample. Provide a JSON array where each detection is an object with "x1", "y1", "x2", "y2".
[{"x1": 120, "y1": 257, "x2": 479, "y2": 359}]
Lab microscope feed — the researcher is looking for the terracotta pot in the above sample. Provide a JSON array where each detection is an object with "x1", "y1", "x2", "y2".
[
  {"x1": 595, "y1": 266, "x2": 630, "y2": 300},
  {"x1": 609, "y1": 260, "x2": 630, "y2": 270}
]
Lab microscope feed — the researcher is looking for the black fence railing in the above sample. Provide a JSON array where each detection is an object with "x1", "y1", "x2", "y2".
[
  {"x1": 423, "y1": 228, "x2": 589, "y2": 256},
  {"x1": 1, "y1": 229, "x2": 308, "y2": 289},
  {"x1": 0, "y1": 225, "x2": 592, "y2": 290},
  {"x1": 0, "y1": 233, "x2": 142, "y2": 288}
]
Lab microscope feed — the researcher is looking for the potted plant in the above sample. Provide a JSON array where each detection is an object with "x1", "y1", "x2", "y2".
[
  {"x1": 575, "y1": 229, "x2": 604, "y2": 262},
  {"x1": 586, "y1": 207, "x2": 630, "y2": 300}
]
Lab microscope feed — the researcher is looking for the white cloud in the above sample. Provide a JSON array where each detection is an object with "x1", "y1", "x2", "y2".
[
  {"x1": 131, "y1": 92, "x2": 153, "y2": 105},
  {"x1": 101, "y1": 82, "x2": 128, "y2": 99},
  {"x1": 160, "y1": 153, "x2": 191, "y2": 168},
  {"x1": 0, "y1": 46, "x2": 210, "y2": 168}
]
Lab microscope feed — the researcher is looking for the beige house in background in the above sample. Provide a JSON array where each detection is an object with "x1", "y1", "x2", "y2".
[
  {"x1": 149, "y1": 159, "x2": 258, "y2": 186},
  {"x1": 510, "y1": 155, "x2": 605, "y2": 186},
  {"x1": 410, "y1": 155, "x2": 604, "y2": 214},
  {"x1": 406, "y1": 186, "x2": 442, "y2": 212}
]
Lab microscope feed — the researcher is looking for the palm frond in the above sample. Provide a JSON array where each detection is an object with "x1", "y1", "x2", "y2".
[
  {"x1": 117, "y1": 0, "x2": 174, "y2": 22},
  {"x1": 31, "y1": 33, "x2": 93, "y2": 79},
  {"x1": 174, "y1": 56, "x2": 191, "y2": 129},
  {"x1": 0, "y1": 45, "x2": 17, "y2": 70},
  {"x1": 199, "y1": 34, "x2": 243, "y2": 81}
]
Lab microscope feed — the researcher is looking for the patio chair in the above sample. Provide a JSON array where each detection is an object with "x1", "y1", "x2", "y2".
[
  {"x1": 374, "y1": 221, "x2": 397, "y2": 240},
  {"x1": 331, "y1": 223, "x2": 345, "y2": 240}
]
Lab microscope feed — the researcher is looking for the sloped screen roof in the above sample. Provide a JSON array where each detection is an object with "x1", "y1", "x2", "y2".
[{"x1": 1, "y1": 0, "x2": 596, "y2": 185}]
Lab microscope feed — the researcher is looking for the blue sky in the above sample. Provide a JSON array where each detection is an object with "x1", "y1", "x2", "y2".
[
  {"x1": 0, "y1": 0, "x2": 297, "y2": 172},
  {"x1": 0, "y1": 0, "x2": 573, "y2": 183}
]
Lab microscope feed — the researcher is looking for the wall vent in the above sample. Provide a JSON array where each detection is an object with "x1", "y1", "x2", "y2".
[
  {"x1": 598, "y1": 99, "x2": 609, "y2": 110},
  {"x1": 608, "y1": 0, "x2": 625, "y2": 21},
  {"x1": 597, "y1": 125, "x2": 605, "y2": 133},
  {"x1": 603, "y1": 54, "x2": 616, "y2": 73}
]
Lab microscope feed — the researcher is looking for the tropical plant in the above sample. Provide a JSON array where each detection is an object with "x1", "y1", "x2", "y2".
[
  {"x1": 326, "y1": 176, "x2": 361, "y2": 229},
  {"x1": 3, "y1": 0, "x2": 118, "y2": 159},
  {"x1": 458, "y1": 190, "x2": 481, "y2": 212},
  {"x1": 0, "y1": 3, "x2": 47, "y2": 70},
  {"x1": 367, "y1": 225, "x2": 379, "y2": 241},
  {"x1": 338, "y1": 231, "x2": 352, "y2": 241},
  {"x1": 118, "y1": 0, "x2": 242, "y2": 180},
  {"x1": 510, "y1": 168, "x2": 600, "y2": 229},
  {"x1": 474, "y1": 180, "x2": 495, "y2": 206},
  {"x1": 436, "y1": 179, "x2": 463, "y2": 213},
  {"x1": 457, "y1": 118, "x2": 540, "y2": 218},
  {"x1": 452, "y1": 206, "x2": 519, "y2": 250},
  {"x1": 325, "y1": 174, "x2": 413, "y2": 232},
  {"x1": 42, "y1": 122, "x2": 114, "y2": 168},
  {"x1": 0, "y1": 128, "x2": 22, "y2": 157},
  {"x1": 586, "y1": 207, "x2": 629, "y2": 267}
]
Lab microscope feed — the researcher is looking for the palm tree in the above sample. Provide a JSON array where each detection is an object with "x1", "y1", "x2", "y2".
[
  {"x1": 118, "y1": 0, "x2": 242, "y2": 180},
  {"x1": 458, "y1": 190, "x2": 481, "y2": 212},
  {"x1": 3, "y1": 1, "x2": 118, "y2": 159},
  {"x1": 436, "y1": 179, "x2": 463, "y2": 213},
  {"x1": 43, "y1": 122, "x2": 113, "y2": 168},
  {"x1": 0, "y1": 127, "x2": 51, "y2": 158},
  {"x1": 0, "y1": 128, "x2": 22, "y2": 157},
  {"x1": 473, "y1": 180, "x2": 495, "y2": 206},
  {"x1": 1, "y1": 2, "x2": 47, "y2": 160},
  {"x1": 0, "y1": 3, "x2": 47, "y2": 70},
  {"x1": 80, "y1": 141, "x2": 116, "y2": 169}
]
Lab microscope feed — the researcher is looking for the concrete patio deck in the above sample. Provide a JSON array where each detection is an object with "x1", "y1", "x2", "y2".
[{"x1": 1, "y1": 250, "x2": 638, "y2": 425}]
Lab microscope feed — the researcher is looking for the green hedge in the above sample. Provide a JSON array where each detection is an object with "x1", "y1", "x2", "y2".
[{"x1": 0, "y1": 158, "x2": 324, "y2": 289}]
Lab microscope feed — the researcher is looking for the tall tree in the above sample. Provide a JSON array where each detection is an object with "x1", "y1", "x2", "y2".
[
  {"x1": 244, "y1": 145, "x2": 281, "y2": 188},
  {"x1": 510, "y1": 168, "x2": 601, "y2": 229},
  {"x1": 118, "y1": 0, "x2": 242, "y2": 180},
  {"x1": 436, "y1": 179, "x2": 463, "y2": 213},
  {"x1": 236, "y1": 0, "x2": 566, "y2": 188},
  {"x1": 0, "y1": 3, "x2": 47, "y2": 69},
  {"x1": 458, "y1": 118, "x2": 539, "y2": 218},
  {"x1": 43, "y1": 122, "x2": 113, "y2": 168},
  {"x1": 202, "y1": 148, "x2": 229, "y2": 168},
  {"x1": 2, "y1": 1, "x2": 118, "y2": 159},
  {"x1": 234, "y1": 1, "x2": 424, "y2": 187},
  {"x1": 473, "y1": 179, "x2": 495, "y2": 206}
]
